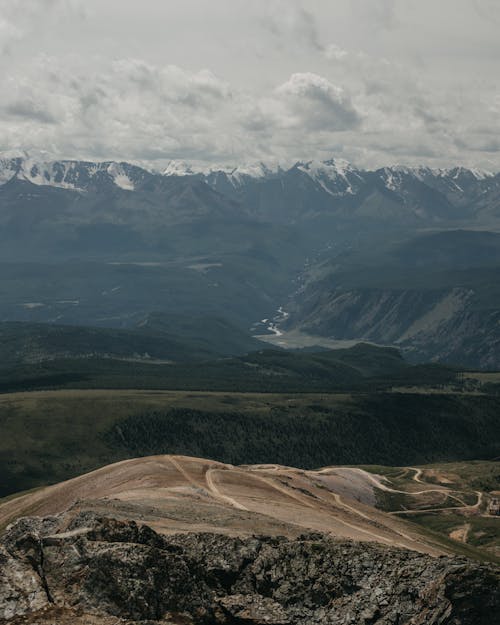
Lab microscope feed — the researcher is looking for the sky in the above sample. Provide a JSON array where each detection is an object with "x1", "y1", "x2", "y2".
[{"x1": 0, "y1": 0, "x2": 499, "y2": 169}]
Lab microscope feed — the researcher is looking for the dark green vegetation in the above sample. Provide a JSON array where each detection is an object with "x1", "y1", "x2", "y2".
[
  {"x1": 1, "y1": 389, "x2": 499, "y2": 498},
  {"x1": 412, "y1": 513, "x2": 499, "y2": 554},
  {"x1": 0, "y1": 252, "x2": 299, "y2": 329},
  {"x1": 0, "y1": 315, "x2": 265, "y2": 367},
  {"x1": 106, "y1": 395, "x2": 500, "y2": 467},
  {"x1": 0, "y1": 337, "x2": 458, "y2": 393},
  {"x1": 1, "y1": 161, "x2": 498, "y2": 564},
  {"x1": 1, "y1": 159, "x2": 500, "y2": 368}
]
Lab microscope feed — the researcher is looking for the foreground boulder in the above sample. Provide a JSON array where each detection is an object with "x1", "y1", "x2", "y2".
[{"x1": 0, "y1": 513, "x2": 498, "y2": 624}]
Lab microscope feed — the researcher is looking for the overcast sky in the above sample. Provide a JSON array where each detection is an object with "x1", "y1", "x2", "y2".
[{"x1": 0, "y1": 0, "x2": 499, "y2": 169}]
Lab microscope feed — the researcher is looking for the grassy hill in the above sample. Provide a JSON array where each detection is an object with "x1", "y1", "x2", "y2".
[
  {"x1": 0, "y1": 316, "x2": 266, "y2": 368},
  {"x1": 1, "y1": 388, "x2": 499, "y2": 497}
]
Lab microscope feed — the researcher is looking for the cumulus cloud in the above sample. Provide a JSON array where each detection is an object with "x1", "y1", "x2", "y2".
[
  {"x1": 0, "y1": 50, "x2": 497, "y2": 170},
  {"x1": 0, "y1": 47, "x2": 363, "y2": 163},
  {"x1": 275, "y1": 73, "x2": 361, "y2": 131},
  {"x1": 0, "y1": 58, "x2": 248, "y2": 162},
  {"x1": 0, "y1": 1, "x2": 498, "y2": 169}
]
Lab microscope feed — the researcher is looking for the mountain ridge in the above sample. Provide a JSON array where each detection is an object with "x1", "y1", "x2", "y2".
[
  {"x1": 1, "y1": 151, "x2": 497, "y2": 197},
  {"x1": 1, "y1": 151, "x2": 500, "y2": 368}
]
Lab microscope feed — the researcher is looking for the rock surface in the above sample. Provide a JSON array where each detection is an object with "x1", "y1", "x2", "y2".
[{"x1": 0, "y1": 513, "x2": 498, "y2": 625}]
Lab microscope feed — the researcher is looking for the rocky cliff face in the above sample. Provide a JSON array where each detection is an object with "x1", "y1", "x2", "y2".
[
  {"x1": 1, "y1": 513, "x2": 498, "y2": 625},
  {"x1": 285, "y1": 286, "x2": 500, "y2": 368}
]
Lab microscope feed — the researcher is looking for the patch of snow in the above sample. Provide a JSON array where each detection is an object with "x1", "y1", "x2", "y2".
[
  {"x1": 297, "y1": 158, "x2": 362, "y2": 196},
  {"x1": 107, "y1": 163, "x2": 135, "y2": 190},
  {"x1": 468, "y1": 168, "x2": 494, "y2": 180},
  {"x1": 15, "y1": 158, "x2": 83, "y2": 190},
  {"x1": 383, "y1": 169, "x2": 398, "y2": 191},
  {"x1": 162, "y1": 160, "x2": 196, "y2": 176}
]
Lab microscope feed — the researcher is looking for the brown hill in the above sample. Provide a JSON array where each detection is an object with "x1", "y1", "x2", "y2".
[{"x1": 0, "y1": 455, "x2": 452, "y2": 556}]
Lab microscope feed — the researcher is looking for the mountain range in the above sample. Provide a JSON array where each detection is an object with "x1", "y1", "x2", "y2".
[
  {"x1": 1, "y1": 152, "x2": 500, "y2": 368},
  {"x1": 1, "y1": 152, "x2": 499, "y2": 224}
]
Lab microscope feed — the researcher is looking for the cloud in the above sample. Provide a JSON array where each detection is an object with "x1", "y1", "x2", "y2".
[
  {"x1": 0, "y1": 17, "x2": 22, "y2": 53},
  {"x1": 264, "y1": 2, "x2": 350, "y2": 65},
  {"x1": 1, "y1": 50, "x2": 498, "y2": 171},
  {"x1": 0, "y1": 1, "x2": 498, "y2": 170},
  {"x1": 0, "y1": 57, "x2": 242, "y2": 162},
  {"x1": 275, "y1": 73, "x2": 361, "y2": 131},
  {"x1": 473, "y1": 0, "x2": 500, "y2": 23},
  {"x1": 0, "y1": 54, "x2": 364, "y2": 164},
  {"x1": 0, "y1": 0, "x2": 84, "y2": 16},
  {"x1": 264, "y1": 1, "x2": 325, "y2": 52},
  {"x1": 0, "y1": 0, "x2": 85, "y2": 54},
  {"x1": 324, "y1": 44, "x2": 349, "y2": 61},
  {"x1": 350, "y1": 0, "x2": 398, "y2": 29}
]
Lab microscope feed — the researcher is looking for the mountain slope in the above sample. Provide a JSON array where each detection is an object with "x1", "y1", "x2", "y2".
[
  {"x1": 2, "y1": 153, "x2": 499, "y2": 232},
  {"x1": 1, "y1": 153, "x2": 500, "y2": 367},
  {"x1": 0, "y1": 455, "x2": 447, "y2": 554},
  {"x1": 0, "y1": 316, "x2": 265, "y2": 367},
  {"x1": 284, "y1": 230, "x2": 500, "y2": 368}
]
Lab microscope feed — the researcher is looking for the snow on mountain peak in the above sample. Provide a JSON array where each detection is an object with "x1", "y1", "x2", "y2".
[
  {"x1": 297, "y1": 158, "x2": 356, "y2": 179},
  {"x1": 0, "y1": 154, "x2": 146, "y2": 191},
  {"x1": 218, "y1": 162, "x2": 283, "y2": 187},
  {"x1": 0, "y1": 153, "x2": 497, "y2": 196},
  {"x1": 162, "y1": 160, "x2": 197, "y2": 177},
  {"x1": 106, "y1": 162, "x2": 135, "y2": 191},
  {"x1": 446, "y1": 166, "x2": 494, "y2": 181},
  {"x1": 296, "y1": 158, "x2": 363, "y2": 196}
]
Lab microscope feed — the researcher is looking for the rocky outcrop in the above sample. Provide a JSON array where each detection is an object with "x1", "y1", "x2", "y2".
[{"x1": 0, "y1": 513, "x2": 499, "y2": 624}]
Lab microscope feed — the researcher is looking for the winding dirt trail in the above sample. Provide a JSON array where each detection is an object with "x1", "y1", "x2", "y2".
[
  {"x1": 205, "y1": 469, "x2": 249, "y2": 511},
  {"x1": 409, "y1": 467, "x2": 424, "y2": 483},
  {"x1": 0, "y1": 456, "x2": 453, "y2": 557},
  {"x1": 167, "y1": 455, "x2": 206, "y2": 491},
  {"x1": 316, "y1": 466, "x2": 484, "y2": 518}
]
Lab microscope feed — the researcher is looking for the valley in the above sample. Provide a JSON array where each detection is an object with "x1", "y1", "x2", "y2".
[
  {"x1": 1, "y1": 154, "x2": 499, "y2": 623},
  {"x1": 1, "y1": 155, "x2": 500, "y2": 369},
  {"x1": 2, "y1": 4, "x2": 500, "y2": 622}
]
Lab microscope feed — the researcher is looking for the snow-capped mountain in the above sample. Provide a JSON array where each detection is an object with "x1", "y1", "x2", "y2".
[
  {"x1": 1, "y1": 151, "x2": 497, "y2": 199},
  {"x1": 162, "y1": 160, "x2": 198, "y2": 177},
  {"x1": 293, "y1": 159, "x2": 365, "y2": 197},
  {"x1": 1, "y1": 151, "x2": 499, "y2": 228},
  {"x1": 1, "y1": 152, "x2": 500, "y2": 369},
  {"x1": 0, "y1": 153, "x2": 151, "y2": 192}
]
